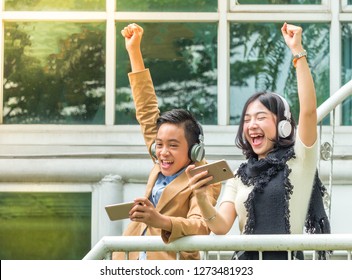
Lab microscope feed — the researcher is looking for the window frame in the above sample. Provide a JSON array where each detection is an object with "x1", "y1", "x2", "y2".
[{"x1": 230, "y1": 0, "x2": 330, "y2": 13}]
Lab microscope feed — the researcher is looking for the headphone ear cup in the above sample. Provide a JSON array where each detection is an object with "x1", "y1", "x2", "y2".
[
  {"x1": 189, "y1": 121, "x2": 205, "y2": 162},
  {"x1": 278, "y1": 120, "x2": 292, "y2": 138},
  {"x1": 150, "y1": 142, "x2": 156, "y2": 158},
  {"x1": 276, "y1": 94, "x2": 292, "y2": 138},
  {"x1": 190, "y1": 142, "x2": 205, "y2": 162}
]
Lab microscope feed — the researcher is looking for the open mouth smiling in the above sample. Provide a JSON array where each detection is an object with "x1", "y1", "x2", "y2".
[
  {"x1": 161, "y1": 160, "x2": 173, "y2": 167},
  {"x1": 249, "y1": 134, "x2": 264, "y2": 146}
]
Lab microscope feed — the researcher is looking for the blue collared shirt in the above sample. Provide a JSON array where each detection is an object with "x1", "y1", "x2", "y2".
[{"x1": 149, "y1": 168, "x2": 185, "y2": 207}]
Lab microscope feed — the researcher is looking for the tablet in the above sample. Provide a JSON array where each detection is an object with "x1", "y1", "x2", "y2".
[
  {"x1": 105, "y1": 201, "x2": 135, "y2": 221},
  {"x1": 189, "y1": 159, "x2": 234, "y2": 185}
]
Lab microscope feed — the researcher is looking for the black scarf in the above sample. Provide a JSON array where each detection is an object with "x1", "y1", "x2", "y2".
[{"x1": 235, "y1": 146, "x2": 331, "y2": 260}]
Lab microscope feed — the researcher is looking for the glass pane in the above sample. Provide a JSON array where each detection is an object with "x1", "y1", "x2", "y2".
[
  {"x1": 236, "y1": 0, "x2": 321, "y2": 4},
  {"x1": 0, "y1": 192, "x2": 91, "y2": 260},
  {"x1": 117, "y1": 0, "x2": 217, "y2": 12},
  {"x1": 5, "y1": 0, "x2": 105, "y2": 11},
  {"x1": 3, "y1": 22, "x2": 106, "y2": 124},
  {"x1": 229, "y1": 22, "x2": 330, "y2": 125},
  {"x1": 116, "y1": 22, "x2": 218, "y2": 125},
  {"x1": 342, "y1": 23, "x2": 352, "y2": 125}
]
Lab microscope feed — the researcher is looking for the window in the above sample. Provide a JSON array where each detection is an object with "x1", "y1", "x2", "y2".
[
  {"x1": 4, "y1": 22, "x2": 106, "y2": 124},
  {"x1": 230, "y1": 0, "x2": 327, "y2": 11},
  {"x1": 233, "y1": 0, "x2": 321, "y2": 4},
  {"x1": 116, "y1": 0, "x2": 217, "y2": 12},
  {"x1": 4, "y1": 0, "x2": 105, "y2": 11},
  {"x1": 115, "y1": 22, "x2": 218, "y2": 124},
  {"x1": 229, "y1": 22, "x2": 329, "y2": 124},
  {"x1": 0, "y1": 192, "x2": 91, "y2": 260},
  {"x1": 342, "y1": 23, "x2": 352, "y2": 125},
  {"x1": 1, "y1": 0, "x2": 350, "y2": 125}
]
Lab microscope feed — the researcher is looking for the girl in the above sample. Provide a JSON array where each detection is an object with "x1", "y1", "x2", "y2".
[{"x1": 186, "y1": 23, "x2": 330, "y2": 260}]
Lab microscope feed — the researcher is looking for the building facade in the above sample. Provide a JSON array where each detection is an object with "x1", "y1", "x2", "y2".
[{"x1": 0, "y1": 0, "x2": 351, "y2": 260}]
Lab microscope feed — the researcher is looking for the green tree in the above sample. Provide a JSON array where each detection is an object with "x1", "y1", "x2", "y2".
[
  {"x1": 230, "y1": 22, "x2": 329, "y2": 123},
  {"x1": 116, "y1": 23, "x2": 218, "y2": 124},
  {"x1": 46, "y1": 26, "x2": 106, "y2": 124},
  {"x1": 4, "y1": 23, "x2": 105, "y2": 124}
]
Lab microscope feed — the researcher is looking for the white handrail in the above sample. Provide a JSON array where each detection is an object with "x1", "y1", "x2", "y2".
[
  {"x1": 83, "y1": 234, "x2": 352, "y2": 260},
  {"x1": 317, "y1": 79, "x2": 352, "y2": 123}
]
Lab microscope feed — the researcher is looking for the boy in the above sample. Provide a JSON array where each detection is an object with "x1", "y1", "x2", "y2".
[{"x1": 112, "y1": 23, "x2": 221, "y2": 260}]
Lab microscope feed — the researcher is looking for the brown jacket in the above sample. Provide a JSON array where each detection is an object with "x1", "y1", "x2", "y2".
[{"x1": 113, "y1": 69, "x2": 221, "y2": 260}]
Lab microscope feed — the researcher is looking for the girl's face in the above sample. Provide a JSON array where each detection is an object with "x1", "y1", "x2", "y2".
[
  {"x1": 155, "y1": 123, "x2": 191, "y2": 176},
  {"x1": 243, "y1": 99, "x2": 277, "y2": 159}
]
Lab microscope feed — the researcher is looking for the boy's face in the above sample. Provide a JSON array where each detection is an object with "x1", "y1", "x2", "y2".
[{"x1": 155, "y1": 123, "x2": 191, "y2": 176}]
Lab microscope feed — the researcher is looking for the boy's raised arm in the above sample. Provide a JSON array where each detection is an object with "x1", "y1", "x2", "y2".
[{"x1": 121, "y1": 23, "x2": 145, "y2": 73}]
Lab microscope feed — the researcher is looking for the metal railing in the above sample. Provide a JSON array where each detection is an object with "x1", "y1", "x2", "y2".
[
  {"x1": 83, "y1": 234, "x2": 352, "y2": 260},
  {"x1": 317, "y1": 79, "x2": 352, "y2": 123},
  {"x1": 316, "y1": 79, "x2": 352, "y2": 218}
]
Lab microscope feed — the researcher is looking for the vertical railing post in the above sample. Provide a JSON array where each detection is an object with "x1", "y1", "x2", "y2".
[{"x1": 91, "y1": 174, "x2": 125, "y2": 247}]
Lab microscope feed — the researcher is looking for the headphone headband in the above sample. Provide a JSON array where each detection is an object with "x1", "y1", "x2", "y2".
[{"x1": 277, "y1": 94, "x2": 291, "y2": 121}]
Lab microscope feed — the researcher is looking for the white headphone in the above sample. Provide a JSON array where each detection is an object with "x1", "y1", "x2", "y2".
[
  {"x1": 189, "y1": 128, "x2": 205, "y2": 162},
  {"x1": 277, "y1": 95, "x2": 292, "y2": 138}
]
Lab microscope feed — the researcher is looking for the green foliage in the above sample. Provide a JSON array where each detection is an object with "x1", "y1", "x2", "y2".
[
  {"x1": 237, "y1": 0, "x2": 321, "y2": 4},
  {"x1": 2, "y1": 19, "x2": 333, "y2": 125},
  {"x1": 5, "y1": 0, "x2": 105, "y2": 11},
  {"x1": 116, "y1": 23, "x2": 218, "y2": 125},
  {"x1": 341, "y1": 23, "x2": 352, "y2": 125},
  {"x1": 3, "y1": 22, "x2": 106, "y2": 124},
  {"x1": 229, "y1": 22, "x2": 330, "y2": 124},
  {"x1": 0, "y1": 192, "x2": 91, "y2": 260},
  {"x1": 116, "y1": 0, "x2": 216, "y2": 12}
]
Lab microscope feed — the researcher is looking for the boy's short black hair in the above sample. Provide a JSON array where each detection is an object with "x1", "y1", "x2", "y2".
[{"x1": 157, "y1": 109, "x2": 202, "y2": 150}]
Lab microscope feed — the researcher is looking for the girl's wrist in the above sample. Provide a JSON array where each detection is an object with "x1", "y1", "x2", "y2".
[{"x1": 291, "y1": 47, "x2": 305, "y2": 56}]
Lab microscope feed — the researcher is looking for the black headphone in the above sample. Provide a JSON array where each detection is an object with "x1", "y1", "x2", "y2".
[
  {"x1": 277, "y1": 95, "x2": 292, "y2": 138},
  {"x1": 151, "y1": 122, "x2": 205, "y2": 162}
]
